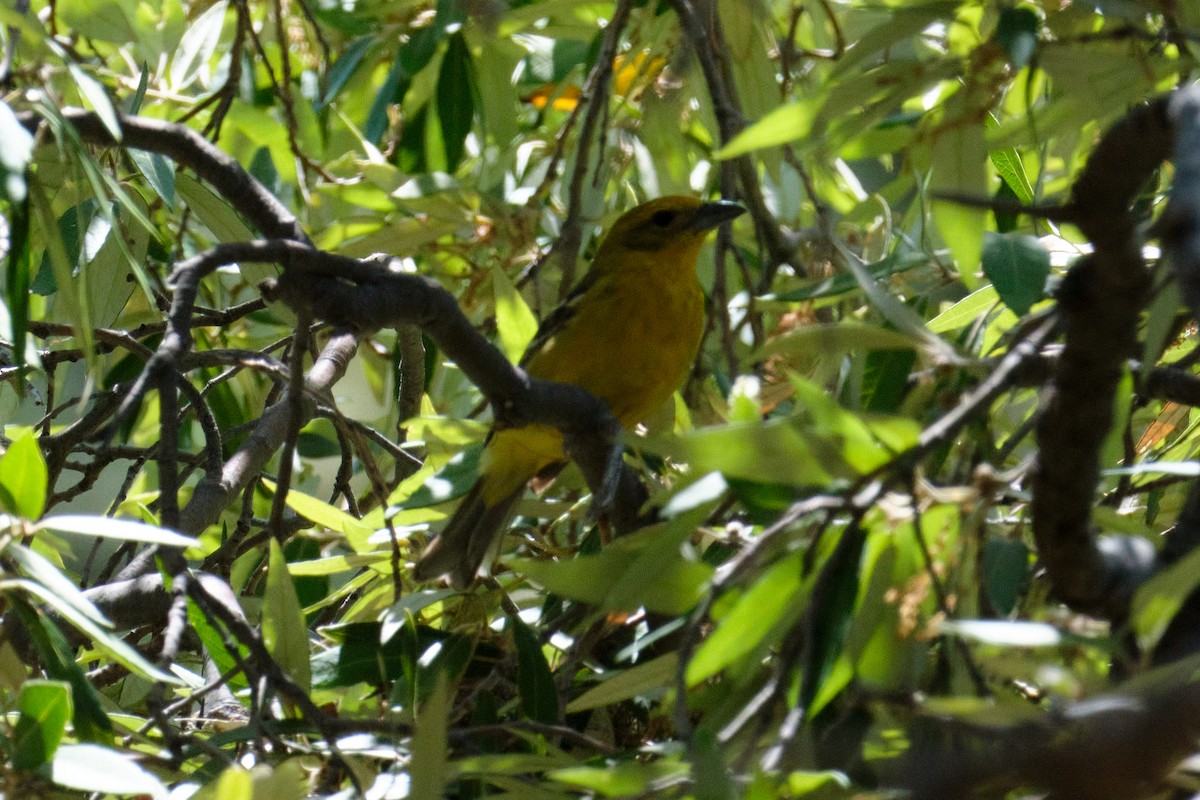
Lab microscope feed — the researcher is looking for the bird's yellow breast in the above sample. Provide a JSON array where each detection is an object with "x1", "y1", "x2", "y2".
[
  {"x1": 526, "y1": 256, "x2": 705, "y2": 426},
  {"x1": 478, "y1": 252, "x2": 705, "y2": 505}
]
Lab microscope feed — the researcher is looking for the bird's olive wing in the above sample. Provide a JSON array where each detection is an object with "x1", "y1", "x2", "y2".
[{"x1": 518, "y1": 269, "x2": 598, "y2": 368}]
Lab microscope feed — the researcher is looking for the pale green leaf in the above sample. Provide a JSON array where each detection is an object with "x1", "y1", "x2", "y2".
[
  {"x1": 263, "y1": 539, "x2": 312, "y2": 693},
  {"x1": 567, "y1": 652, "x2": 677, "y2": 713},
  {"x1": 36, "y1": 515, "x2": 198, "y2": 547},
  {"x1": 411, "y1": 671, "x2": 450, "y2": 800},
  {"x1": 50, "y1": 744, "x2": 168, "y2": 797},
  {"x1": 0, "y1": 429, "x2": 47, "y2": 519},
  {"x1": 493, "y1": 265, "x2": 538, "y2": 362}
]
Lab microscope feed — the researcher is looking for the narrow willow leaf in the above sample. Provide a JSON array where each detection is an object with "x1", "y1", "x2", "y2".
[
  {"x1": 0, "y1": 430, "x2": 47, "y2": 519},
  {"x1": 263, "y1": 539, "x2": 312, "y2": 693},
  {"x1": 12, "y1": 680, "x2": 71, "y2": 770}
]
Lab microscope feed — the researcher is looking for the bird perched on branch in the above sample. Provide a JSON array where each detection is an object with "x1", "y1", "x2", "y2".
[{"x1": 414, "y1": 195, "x2": 745, "y2": 586}]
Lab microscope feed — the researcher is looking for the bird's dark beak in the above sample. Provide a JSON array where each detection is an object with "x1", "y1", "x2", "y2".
[{"x1": 689, "y1": 200, "x2": 746, "y2": 232}]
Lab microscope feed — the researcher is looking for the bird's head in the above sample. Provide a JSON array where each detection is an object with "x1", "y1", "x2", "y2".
[{"x1": 597, "y1": 195, "x2": 745, "y2": 255}]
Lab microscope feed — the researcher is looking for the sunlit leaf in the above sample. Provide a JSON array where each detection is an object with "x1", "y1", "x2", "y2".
[
  {"x1": 49, "y1": 744, "x2": 168, "y2": 798},
  {"x1": 11, "y1": 680, "x2": 71, "y2": 770},
  {"x1": 170, "y1": 0, "x2": 229, "y2": 91},
  {"x1": 36, "y1": 515, "x2": 197, "y2": 547},
  {"x1": 411, "y1": 671, "x2": 449, "y2": 800},
  {"x1": 930, "y1": 121, "x2": 987, "y2": 289},
  {"x1": 512, "y1": 615, "x2": 559, "y2": 724},
  {"x1": 0, "y1": 429, "x2": 47, "y2": 519},
  {"x1": 263, "y1": 539, "x2": 312, "y2": 693},
  {"x1": 493, "y1": 265, "x2": 538, "y2": 361},
  {"x1": 567, "y1": 652, "x2": 677, "y2": 713},
  {"x1": 981, "y1": 232, "x2": 1050, "y2": 317}
]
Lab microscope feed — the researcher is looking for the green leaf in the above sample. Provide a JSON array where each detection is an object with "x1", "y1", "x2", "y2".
[
  {"x1": 55, "y1": 0, "x2": 137, "y2": 43},
  {"x1": 687, "y1": 551, "x2": 805, "y2": 685},
  {"x1": 12, "y1": 680, "x2": 72, "y2": 770},
  {"x1": 714, "y1": 101, "x2": 815, "y2": 159},
  {"x1": 29, "y1": 179, "x2": 94, "y2": 369},
  {"x1": 550, "y1": 761, "x2": 688, "y2": 797},
  {"x1": 930, "y1": 121, "x2": 988, "y2": 289},
  {"x1": 318, "y1": 35, "x2": 376, "y2": 111},
  {"x1": 436, "y1": 31, "x2": 477, "y2": 171},
  {"x1": 411, "y1": 671, "x2": 450, "y2": 800},
  {"x1": 981, "y1": 232, "x2": 1050, "y2": 317},
  {"x1": 989, "y1": 145, "x2": 1034, "y2": 206},
  {"x1": 1141, "y1": 276, "x2": 1184, "y2": 381},
  {"x1": 194, "y1": 765, "x2": 253, "y2": 800},
  {"x1": 365, "y1": 50, "x2": 413, "y2": 144},
  {"x1": 128, "y1": 151, "x2": 176, "y2": 211},
  {"x1": 175, "y1": 172, "x2": 256, "y2": 243},
  {"x1": 512, "y1": 615, "x2": 559, "y2": 723},
  {"x1": 263, "y1": 479, "x2": 372, "y2": 546},
  {"x1": 188, "y1": 596, "x2": 249, "y2": 691},
  {"x1": 0, "y1": 428, "x2": 47, "y2": 519},
  {"x1": 2, "y1": 194, "x2": 31, "y2": 377},
  {"x1": 1131, "y1": 545, "x2": 1200, "y2": 654},
  {"x1": 170, "y1": 0, "x2": 229, "y2": 92},
  {"x1": 9, "y1": 599, "x2": 113, "y2": 744},
  {"x1": 48, "y1": 743, "x2": 169, "y2": 798},
  {"x1": 66, "y1": 64, "x2": 121, "y2": 142},
  {"x1": 386, "y1": 446, "x2": 481, "y2": 514},
  {"x1": 693, "y1": 729, "x2": 736, "y2": 800},
  {"x1": 263, "y1": 539, "x2": 312, "y2": 693},
  {"x1": 6, "y1": 578, "x2": 180, "y2": 683},
  {"x1": 36, "y1": 515, "x2": 198, "y2": 547},
  {"x1": 493, "y1": 266, "x2": 538, "y2": 362},
  {"x1": 8, "y1": 543, "x2": 112, "y2": 628},
  {"x1": 993, "y1": 5, "x2": 1040, "y2": 70},
  {"x1": 311, "y1": 622, "x2": 489, "y2": 690},
  {"x1": 648, "y1": 379, "x2": 919, "y2": 487},
  {"x1": 515, "y1": 507, "x2": 714, "y2": 615},
  {"x1": 800, "y1": 527, "x2": 865, "y2": 711},
  {"x1": 927, "y1": 285, "x2": 1000, "y2": 333},
  {"x1": 567, "y1": 652, "x2": 677, "y2": 713},
  {"x1": 380, "y1": 589, "x2": 457, "y2": 643},
  {"x1": 786, "y1": 771, "x2": 852, "y2": 796},
  {"x1": 982, "y1": 538, "x2": 1029, "y2": 616}
]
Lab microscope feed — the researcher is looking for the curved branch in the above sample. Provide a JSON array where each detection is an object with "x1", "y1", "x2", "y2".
[
  {"x1": 1030, "y1": 96, "x2": 1173, "y2": 620},
  {"x1": 17, "y1": 109, "x2": 309, "y2": 244}
]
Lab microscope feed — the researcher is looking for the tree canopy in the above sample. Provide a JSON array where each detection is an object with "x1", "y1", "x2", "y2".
[{"x1": 3, "y1": 0, "x2": 1200, "y2": 798}]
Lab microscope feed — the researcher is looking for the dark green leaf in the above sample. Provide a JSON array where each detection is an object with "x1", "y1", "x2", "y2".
[
  {"x1": 4, "y1": 195, "x2": 31, "y2": 376},
  {"x1": 9, "y1": 598, "x2": 113, "y2": 744},
  {"x1": 981, "y1": 232, "x2": 1050, "y2": 317},
  {"x1": 512, "y1": 615, "x2": 560, "y2": 724},
  {"x1": 391, "y1": 446, "x2": 481, "y2": 512},
  {"x1": 296, "y1": 431, "x2": 342, "y2": 458},
  {"x1": 436, "y1": 32, "x2": 477, "y2": 171},
  {"x1": 129, "y1": 150, "x2": 176, "y2": 210},
  {"x1": 994, "y1": 6, "x2": 1040, "y2": 70},
  {"x1": 11, "y1": 680, "x2": 71, "y2": 770},
  {"x1": 0, "y1": 430, "x2": 47, "y2": 520},
  {"x1": 801, "y1": 526, "x2": 866, "y2": 711},
  {"x1": 982, "y1": 538, "x2": 1029, "y2": 616},
  {"x1": 318, "y1": 35, "x2": 376, "y2": 111}
]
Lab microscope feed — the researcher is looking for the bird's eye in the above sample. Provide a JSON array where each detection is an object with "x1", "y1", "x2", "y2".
[{"x1": 651, "y1": 209, "x2": 677, "y2": 227}]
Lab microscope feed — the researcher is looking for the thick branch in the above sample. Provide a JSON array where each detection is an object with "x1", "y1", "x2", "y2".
[
  {"x1": 18, "y1": 110, "x2": 308, "y2": 244},
  {"x1": 1030, "y1": 97, "x2": 1173, "y2": 620}
]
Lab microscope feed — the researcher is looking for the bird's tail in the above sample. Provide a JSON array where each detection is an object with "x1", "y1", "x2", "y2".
[{"x1": 412, "y1": 480, "x2": 521, "y2": 587}]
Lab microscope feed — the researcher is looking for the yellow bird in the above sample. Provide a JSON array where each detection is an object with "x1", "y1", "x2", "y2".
[{"x1": 414, "y1": 196, "x2": 745, "y2": 586}]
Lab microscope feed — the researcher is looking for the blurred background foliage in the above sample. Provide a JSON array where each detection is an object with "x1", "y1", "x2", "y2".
[{"x1": 1, "y1": 0, "x2": 1199, "y2": 797}]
